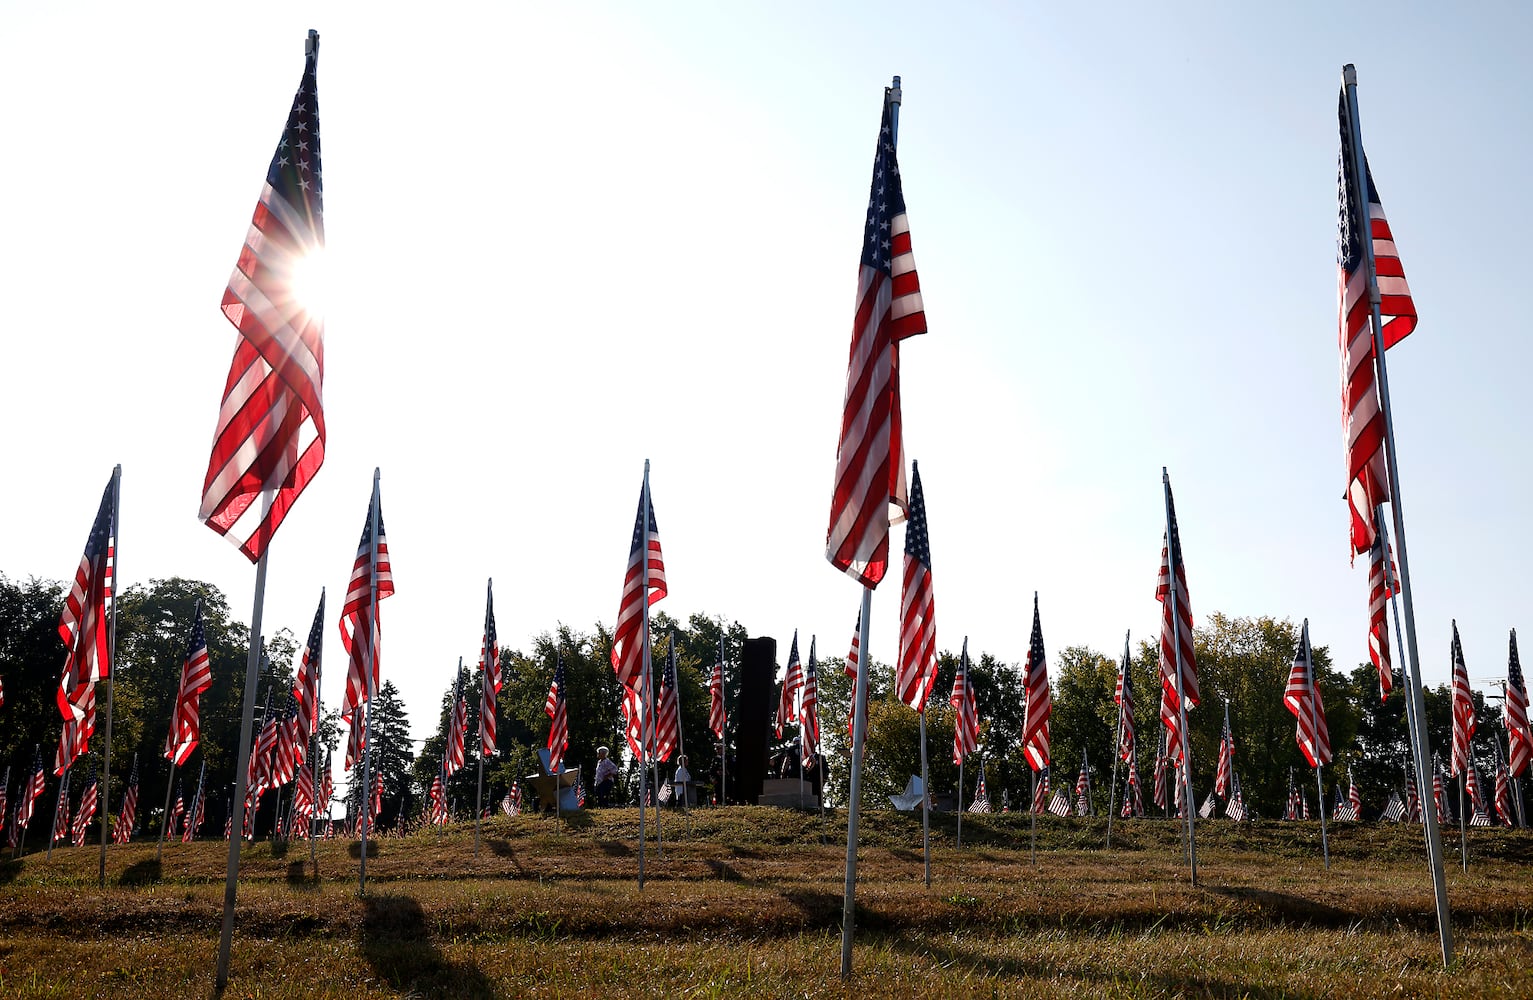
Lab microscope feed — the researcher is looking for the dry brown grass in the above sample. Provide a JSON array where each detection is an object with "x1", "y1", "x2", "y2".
[{"x1": 0, "y1": 809, "x2": 1529, "y2": 998}]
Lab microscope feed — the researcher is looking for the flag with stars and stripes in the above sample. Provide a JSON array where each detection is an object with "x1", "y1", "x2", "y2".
[
  {"x1": 165, "y1": 601, "x2": 213, "y2": 767},
  {"x1": 968, "y1": 762, "x2": 990, "y2": 813},
  {"x1": 18, "y1": 749, "x2": 45, "y2": 830},
  {"x1": 777, "y1": 631, "x2": 803, "y2": 740},
  {"x1": 200, "y1": 32, "x2": 326, "y2": 562},
  {"x1": 56, "y1": 476, "x2": 116, "y2": 775},
  {"x1": 1075, "y1": 754, "x2": 1092, "y2": 816},
  {"x1": 114, "y1": 757, "x2": 139, "y2": 844},
  {"x1": 800, "y1": 638, "x2": 820, "y2": 767},
  {"x1": 70, "y1": 765, "x2": 98, "y2": 846},
  {"x1": 1225, "y1": 774, "x2": 1246, "y2": 822},
  {"x1": 1020, "y1": 594, "x2": 1051, "y2": 772},
  {"x1": 1284, "y1": 620, "x2": 1332, "y2": 768},
  {"x1": 1152, "y1": 732, "x2": 1169, "y2": 810},
  {"x1": 340, "y1": 488, "x2": 393, "y2": 770},
  {"x1": 950, "y1": 637, "x2": 979, "y2": 767},
  {"x1": 654, "y1": 637, "x2": 681, "y2": 765},
  {"x1": 445, "y1": 669, "x2": 468, "y2": 778},
  {"x1": 545, "y1": 651, "x2": 569, "y2": 774},
  {"x1": 183, "y1": 770, "x2": 206, "y2": 842},
  {"x1": 708, "y1": 640, "x2": 726, "y2": 741},
  {"x1": 825, "y1": 88, "x2": 927, "y2": 588},
  {"x1": 1382, "y1": 791, "x2": 1405, "y2": 822},
  {"x1": 1156, "y1": 475, "x2": 1199, "y2": 763},
  {"x1": 1450, "y1": 621, "x2": 1475, "y2": 777},
  {"x1": 1123, "y1": 767, "x2": 1144, "y2": 818},
  {"x1": 1507, "y1": 629, "x2": 1530, "y2": 777},
  {"x1": 428, "y1": 774, "x2": 446, "y2": 826},
  {"x1": 1032, "y1": 767, "x2": 1050, "y2": 815},
  {"x1": 1494, "y1": 750, "x2": 1514, "y2": 827},
  {"x1": 479, "y1": 580, "x2": 500, "y2": 757},
  {"x1": 1215, "y1": 705, "x2": 1234, "y2": 798},
  {"x1": 1115, "y1": 637, "x2": 1136, "y2": 764},
  {"x1": 896, "y1": 461, "x2": 938, "y2": 711},
  {"x1": 610, "y1": 483, "x2": 666, "y2": 692},
  {"x1": 292, "y1": 593, "x2": 325, "y2": 755},
  {"x1": 1367, "y1": 537, "x2": 1396, "y2": 699},
  {"x1": 1337, "y1": 86, "x2": 1417, "y2": 558},
  {"x1": 845, "y1": 612, "x2": 861, "y2": 738}
]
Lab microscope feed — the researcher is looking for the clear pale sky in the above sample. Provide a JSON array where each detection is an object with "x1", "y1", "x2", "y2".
[{"x1": 4, "y1": 4, "x2": 1529, "y2": 785}]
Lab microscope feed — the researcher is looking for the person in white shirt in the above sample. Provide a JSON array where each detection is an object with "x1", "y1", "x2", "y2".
[{"x1": 594, "y1": 747, "x2": 619, "y2": 806}]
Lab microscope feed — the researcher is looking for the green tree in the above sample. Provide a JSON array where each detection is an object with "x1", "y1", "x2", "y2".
[
  {"x1": 366, "y1": 680, "x2": 414, "y2": 827},
  {"x1": 1049, "y1": 645, "x2": 1118, "y2": 814}
]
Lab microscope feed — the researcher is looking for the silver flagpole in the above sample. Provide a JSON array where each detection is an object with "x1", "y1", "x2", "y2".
[
  {"x1": 673, "y1": 632, "x2": 688, "y2": 818},
  {"x1": 1162, "y1": 469, "x2": 1197, "y2": 885},
  {"x1": 215, "y1": 513, "x2": 274, "y2": 989},
  {"x1": 156, "y1": 760, "x2": 177, "y2": 862},
  {"x1": 956, "y1": 637, "x2": 969, "y2": 849},
  {"x1": 98, "y1": 464, "x2": 121, "y2": 885},
  {"x1": 839, "y1": 584, "x2": 874, "y2": 979},
  {"x1": 47, "y1": 768, "x2": 69, "y2": 860},
  {"x1": 956, "y1": 757, "x2": 964, "y2": 849},
  {"x1": 1106, "y1": 630, "x2": 1128, "y2": 848},
  {"x1": 637, "y1": 461, "x2": 652, "y2": 888},
  {"x1": 358, "y1": 468, "x2": 382, "y2": 895},
  {"x1": 1377, "y1": 511, "x2": 1431, "y2": 842},
  {"x1": 309, "y1": 589, "x2": 325, "y2": 875},
  {"x1": 720, "y1": 627, "x2": 728, "y2": 806},
  {"x1": 919, "y1": 708, "x2": 931, "y2": 886},
  {"x1": 1311, "y1": 620, "x2": 1329, "y2": 870},
  {"x1": 1342, "y1": 65, "x2": 1451, "y2": 968},
  {"x1": 475, "y1": 579, "x2": 491, "y2": 857}
]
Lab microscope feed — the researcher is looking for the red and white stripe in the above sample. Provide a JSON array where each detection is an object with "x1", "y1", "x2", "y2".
[
  {"x1": 479, "y1": 581, "x2": 500, "y2": 757},
  {"x1": 708, "y1": 654, "x2": 725, "y2": 740},
  {"x1": 1021, "y1": 594, "x2": 1051, "y2": 772},
  {"x1": 339, "y1": 490, "x2": 393, "y2": 717},
  {"x1": 949, "y1": 638, "x2": 979, "y2": 766},
  {"x1": 1450, "y1": 622, "x2": 1475, "y2": 777},
  {"x1": 1284, "y1": 621, "x2": 1332, "y2": 768},
  {"x1": 166, "y1": 602, "x2": 213, "y2": 766},
  {"x1": 1367, "y1": 538, "x2": 1396, "y2": 700},
  {"x1": 896, "y1": 462, "x2": 937, "y2": 711},
  {"x1": 777, "y1": 632, "x2": 803, "y2": 740},
  {"x1": 1506, "y1": 629, "x2": 1530, "y2": 778},
  {"x1": 1155, "y1": 480, "x2": 1199, "y2": 763},
  {"x1": 610, "y1": 485, "x2": 666, "y2": 692}
]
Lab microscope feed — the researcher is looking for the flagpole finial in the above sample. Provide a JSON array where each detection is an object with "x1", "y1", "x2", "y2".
[
  {"x1": 1343, "y1": 63, "x2": 1357, "y2": 85},
  {"x1": 307, "y1": 29, "x2": 319, "y2": 57},
  {"x1": 890, "y1": 76, "x2": 901, "y2": 105}
]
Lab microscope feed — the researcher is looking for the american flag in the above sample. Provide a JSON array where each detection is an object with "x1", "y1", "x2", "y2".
[
  {"x1": 1347, "y1": 767, "x2": 1363, "y2": 821},
  {"x1": 509, "y1": 781, "x2": 522, "y2": 816},
  {"x1": 1494, "y1": 753, "x2": 1514, "y2": 827},
  {"x1": 184, "y1": 770, "x2": 206, "y2": 842},
  {"x1": 800, "y1": 637, "x2": 820, "y2": 767},
  {"x1": 1432, "y1": 756, "x2": 1449, "y2": 823},
  {"x1": 292, "y1": 759, "x2": 315, "y2": 823},
  {"x1": 1337, "y1": 86, "x2": 1416, "y2": 558},
  {"x1": 169, "y1": 781, "x2": 186, "y2": 840},
  {"x1": 969, "y1": 762, "x2": 990, "y2": 813},
  {"x1": 318, "y1": 749, "x2": 334, "y2": 816},
  {"x1": 339, "y1": 489, "x2": 393, "y2": 725},
  {"x1": 445, "y1": 669, "x2": 468, "y2": 778},
  {"x1": 708, "y1": 640, "x2": 726, "y2": 741},
  {"x1": 1284, "y1": 621, "x2": 1332, "y2": 768},
  {"x1": 1507, "y1": 629, "x2": 1530, "y2": 777},
  {"x1": 428, "y1": 774, "x2": 446, "y2": 826},
  {"x1": 654, "y1": 638, "x2": 681, "y2": 764},
  {"x1": 200, "y1": 34, "x2": 326, "y2": 562},
  {"x1": 1115, "y1": 636, "x2": 1136, "y2": 764},
  {"x1": 1382, "y1": 791, "x2": 1405, "y2": 822},
  {"x1": 1156, "y1": 475, "x2": 1199, "y2": 763},
  {"x1": 845, "y1": 612, "x2": 861, "y2": 738},
  {"x1": 345, "y1": 708, "x2": 366, "y2": 774},
  {"x1": 1032, "y1": 767, "x2": 1050, "y2": 815},
  {"x1": 1198, "y1": 791, "x2": 1217, "y2": 819},
  {"x1": 52, "y1": 771, "x2": 72, "y2": 842},
  {"x1": 1020, "y1": 593, "x2": 1051, "y2": 772},
  {"x1": 611, "y1": 484, "x2": 666, "y2": 692},
  {"x1": 1301, "y1": 790, "x2": 1311, "y2": 822},
  {"x1": 1048, "y1": 788, "x2": 1072, "y2": 818},
  {"x1": 270, "y1": 700, "x2": 300, "y2": 788},
  {"x1": 56, "y1": 476, "x2": 116, "y2": 775},
  {"x1": 0, "y1": 768, "x2": 7, "y2": 839},
  {"x1": 1123, "y1": 767, "x2": 1143, "y2": 818},
  {"x1": 1367, "y1": 538, "x2": 1396, "y2": 699},
  {"x1": 1450, "y1": 621, "x2": 1475, "y2": 776},
  {"x1": 114, "y1": 757, "x2": 139, "y2": 844},
  {"x1": 165, "y1": 601, "x2": 213, "y2": 767},
  {"x1": 1074, "y1": 755, "x2": 1091, "y2": 816},
  {"x1": 293, "y1": 593, "x2": 325, "y2": 752},
  {"x1": 19, "y1": 748, "x2": 45, "y2": 829},
  {"x1": 950, "y1": 637, "x2": 979, "y2": 766},
  {"x1": 621, "y1": 681, "x2": 647, "y2": 762},
  {"x1": 825, "y1": 89, "x2": 927, "y2": 588},
  {"x1": 576, "y1": 777, "x2": 586, "y2": 808},
  {"x1": 1404, "y1": 765, "x2": 1421, "y2": 823},
  {"x1": 248, "y1": 695, "x2": 280, "y2": 797},
  {"x1": 1225, "y1": 774, "x2": 1246, "y2": 822},
  {"x1": 479, "y1": 580, "x2": 500, "y2": 757},
  {"x1": 1466, "y1": 760, "x2": 1488, "y2": 819},
  {"x1": 545, "y1": 651, "x2": 569, "y2": 773},
  {"x1": 1215, "y1": 706, "x2": 1234, "y2": 798},
  {"x1": 71, "y1": 765, "x2": 98, "y2": 847},
  {"x1": 1283, "y1": 771, "x2": 1298, "y2": 821},
  {"x1": 369, "y1": 770, "x2": 384, "y2": 825},
  {"x1": 777, "y1": 631, "x2": 803, "y2": 740},
  {"x1": 1152, "y1": 732, "x2": 1169, "y2": 810},
  {"x1": 896, "y1": 462, "x2": 938, "y2": 711}
]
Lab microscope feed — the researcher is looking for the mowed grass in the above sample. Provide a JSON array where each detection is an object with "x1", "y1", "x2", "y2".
[{"x1": 1, "y1": 809, "x2": 1530, "y2": 998}]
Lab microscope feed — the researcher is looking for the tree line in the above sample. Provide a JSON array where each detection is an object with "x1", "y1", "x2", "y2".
[{"x1": 1, "y1": 572, "x2": 1510, "y2": 836}]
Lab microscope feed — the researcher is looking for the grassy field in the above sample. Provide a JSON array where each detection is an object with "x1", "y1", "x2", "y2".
[{"x1": 1, "y1": 808, "x2": 1530, "y2": 998}]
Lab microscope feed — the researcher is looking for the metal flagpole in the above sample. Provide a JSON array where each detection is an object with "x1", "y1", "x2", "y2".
[
  {"x1": 1162, "y1": 469, "x2": 1197, "y2": 885},
  {"x1": 190, "y1": 760, "x2": 206, "y2": 841},
  {"x1": 956, "y1": 755, "x2": 964, "y2": 849},
  {"x1": 98, "y1": 464, "x2": 121, "y2": 885},
  {"x1": 1106, "y1": 630, "x2": 1128, "y2": 848},
  {"x1": 309, "y1": 590, "x2": 325, "y2": 875},
  {"x1": 839, "y1": 585, "x2": 874, "y2": 979},
  {"x1": 674, "y1": 633, "x2": 689, "y2": 818},
  {"x1": 156, "y1": 760, "x2": 177, "y2": 862},
  {"x1": 47, "y1": 768, "x2": 69, "y2": 860},
  {"x1": 358, "y1": 468, "x2": 382, "y2": 896},
  {"x1": 475, "y1": 580, "x2": 491, "y2": 857},
  {"x1": 1458, "y1": 771, "x2": 1468, "y2": 872},
  {"x1": 1301, "y1": 624, "x2": 1329, "y2": 871},
  {"x1": 720, "y1": 628, "x2": 728, "y2": 806},
  {"x1": 637, "y1": 461, "x2": 652, "y2": 889},
  {"x1": 919, "y1": 708, "x2": 931, "y2": 887},
  {"x1": 1377, "y1": 510, "x2": 1431, "y2": 844},
  {"x1": 1029, "y1": 768, "x2": 1037, "y2": 865},
  {"x1": 1342, "y1": 65, "x2": 1451, "y2": 968}
]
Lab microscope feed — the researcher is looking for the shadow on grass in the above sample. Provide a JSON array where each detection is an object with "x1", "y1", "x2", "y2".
[
  {"x1": 361, "y1": 894, "x2": 498, "y2": 999},
  {"x1": 1200, "y1": 885, "x2": 1361, "y2": 928},
  {"x1": 595, "y1": 839, "x2": 633, "y2": 858},
  {"x1": 348, "y1": 841, "x2": 381, "y2": 860},
  {"x1": 0, "y1": 860, "x2": 17, "y2": 885},
  {"x1": 780, "y1": 888, "x2": 842, "y2": 929},
  {"x1": 119, "y1": 858, "x2": 162, "y2": 886},
  {"x1": 286, "y1": 860, "x2": 321, "y2": 890},
  {"x1": 888, "y1": 935, "x2": 1318, "y2": 1000},
  {"x1": 705, "y1": 859, "x2": 745, "y2": 882}
]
